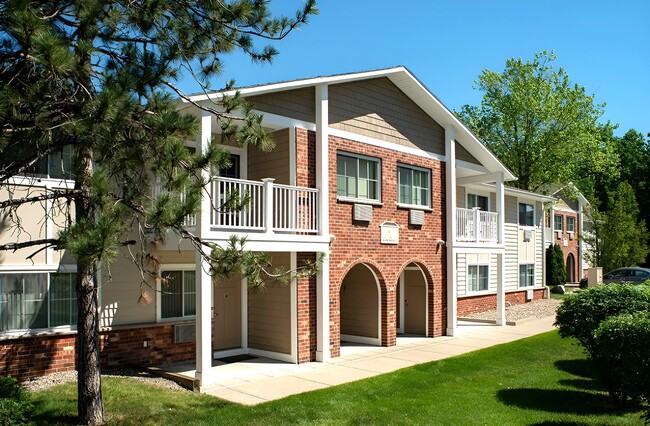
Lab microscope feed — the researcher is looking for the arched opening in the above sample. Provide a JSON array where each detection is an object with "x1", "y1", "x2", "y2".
[
  {"x1": 340, "y1": 263, "x2": 381, "y2": 346},
  {"x1": 396, "y1": 263, "x2": 427, "y2": 336},
  {"x1": 566, "y1": 253, "x2": 576, "y2": 283}
]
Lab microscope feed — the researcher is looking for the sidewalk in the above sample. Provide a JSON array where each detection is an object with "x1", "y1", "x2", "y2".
[{"x1": 165, "y1": 316, "x2": 556, "y2": 405}]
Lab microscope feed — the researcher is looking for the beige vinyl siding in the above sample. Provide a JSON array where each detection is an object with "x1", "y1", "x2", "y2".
[
  {"x1": 99, "y1": 250, "x2": 195, "y2": 327},
  {"x1": 504, "y1": 195, "x2": 520, "y2": 291},
  {"x1": 340, "y1": 264, "x2": 379, "y2": 338},
  {"x1": 490, "y1": 193, "x2": 497, "y2": 213},
  {"x1": 0, "y1": 186, "x2": 48, "y2": 265},
  {"x1": 329, "y1": 78, "x2": 445, "y2": 156},
  {"x1": 456, "y1": 144, "x2": 481, "y2": 165},
  {"x1": 247, "y1": 88, "x2": 315, "y2": 123},
  {"x1": 247, "y1": 128, "x2": 290, "y2": 185},
  {"x1": 456, "y1": 186, "x2": 466, "y2": 208},
  {"x1": 248, "y1": 252, "x2": 291, "y2": 354},
  {"x1": 456, "y1": 254, "x2": 467, "y2": 296}
]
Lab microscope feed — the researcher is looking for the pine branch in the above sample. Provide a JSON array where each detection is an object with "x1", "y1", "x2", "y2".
[
  {"x1": 0, "y1": 189, "x2": 81, "y2": 209},
  {"x1": 0, "y1": 238, "x2": 60, "y2": 252}
]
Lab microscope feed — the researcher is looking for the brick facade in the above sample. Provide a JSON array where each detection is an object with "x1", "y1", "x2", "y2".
[
  {"x1": 457, "y1": 289, "x2": 546, "y2": 317},
  {"x1": 295, "y1": 129, "x2": 447, "y2": 359},
  {"x1": 553, "y1": 211, "x2": 581, "y2": 282},
  {"x1": 1, "y1": 324, "x2": 195, "y2": 381}
]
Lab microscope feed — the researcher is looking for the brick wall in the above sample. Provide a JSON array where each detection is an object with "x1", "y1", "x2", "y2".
[
  {"x1": 0, "y1": 324, "x2": 195, "y2": 381},
  {"x1": 457, "y1": 289, "x2": 546, "y2": 317},
  {"x1": 295, "y1": 129, "x2": 447, "y2": 359},
  {"x1": 553, "y1": 211, "x2": 580, "y2": 282},
  {"x1": 296, "y1": 252, "x2": 317, "y2": 363}
]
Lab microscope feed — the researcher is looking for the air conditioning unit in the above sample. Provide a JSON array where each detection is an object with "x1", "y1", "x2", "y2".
[
  {"x1": 174, "y1": 323, "x2": 196, "y2": 343},
  {"x1": 409, "y1": 209, "x2": 425, "y2": 226},
  {"x1": 353, "y1": 204, "x2": 372, "y2": 222},
  {"x1": 526, "y1": 289, "x2": 534, "y2": 301}
]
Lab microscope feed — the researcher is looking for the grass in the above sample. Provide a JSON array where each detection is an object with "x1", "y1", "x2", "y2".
[{"x1": 30, "y1": 331, "x2": 645, "y2": 425}]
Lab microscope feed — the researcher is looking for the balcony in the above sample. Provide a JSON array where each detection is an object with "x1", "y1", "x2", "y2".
[
  {"x1": 210, "y1": 177, "x2": 319, "y2": 234},
  {"x1": 456, "y1": 208, "x2": 498, "y2": 243}
]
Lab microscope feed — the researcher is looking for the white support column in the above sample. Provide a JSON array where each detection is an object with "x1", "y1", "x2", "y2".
[
  {"x1": 445, "y1": 125, "x2": 457, "y2": 336},
  {"x1": 495, "y1": 172, "x2": 506, "y2": 326},
  {"x1": 196, "y1": 110, "x2": 214, "y2": 388},
  {"x1": 496, "y1": 252, "x2": 506, "y2": 325},
  {"x1": 263, "y1": 178, "x2": 275, "y2": 234},
  {"x1": 315, "y1": 83, "x2": 330, "y2": 361}
]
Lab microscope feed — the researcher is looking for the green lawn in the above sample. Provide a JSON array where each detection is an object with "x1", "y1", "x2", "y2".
[{"x1": 30, "y1": 331, "x2": 645, "y2": 425}]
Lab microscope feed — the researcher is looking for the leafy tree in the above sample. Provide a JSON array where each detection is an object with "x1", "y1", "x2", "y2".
[
  {"x1": 456, "y1": 50, "x2": 616, "y2": 192},
  {"x1": 600, "y1": 182, "x2": 649, "y2": 272},
  {"x1": 0, "y1": 1, "x2": 318, "y2": 424}
]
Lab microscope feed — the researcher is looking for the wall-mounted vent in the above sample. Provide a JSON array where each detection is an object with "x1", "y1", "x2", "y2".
[
  {"x1": 523, "y1": 230, "x2": 532, "y2": 242},
  {"x1": 353, "y1": 204, "x2": 373, "y2": 222},
  {"x1": 409, "y1": 209, "x2": 425, "y2": 226},
  {"x1": 174, "y1": 323, "x2": 195, "y2": 343},
  {"x1": 526, "y1": 289, "x2": 534, "y2": 301}
]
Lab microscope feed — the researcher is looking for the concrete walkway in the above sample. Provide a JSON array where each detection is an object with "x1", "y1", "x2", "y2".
[{"x1": 164, "y1": 316, "x2": 556, "y2": 405}]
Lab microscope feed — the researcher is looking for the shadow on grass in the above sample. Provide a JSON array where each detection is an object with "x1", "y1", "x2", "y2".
[
  {"x1": 554, "y1": 359, "x2": 597, "y2": 379},
  {"x1": 31, "y1": 412, "x2": 78, "y2": 425},
  {"x1": 496, "y1": 388, "x2": 623, "y2": 415},
  {"x1": 558, "y1": 378, "x2": 607, "y2": 392}
]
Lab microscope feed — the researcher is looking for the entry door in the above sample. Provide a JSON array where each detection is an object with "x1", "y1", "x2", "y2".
[
  {"x1": 213, "y1": 276, "x2": 242, "y2": 351},
  {"x1": 404, "y1": 269, "x2": 426, "y2": 335}
]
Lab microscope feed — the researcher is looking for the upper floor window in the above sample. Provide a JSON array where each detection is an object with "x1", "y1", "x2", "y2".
[
  {"x1": 467, "y1": 193, "x2": 489, "y2": 210},
  {"x1": 30, "y1": 145, "x2": 75, "y2": 180},
  {"x1": 518, "y1": 203, "x2": 534, "y2": 227},
  {"x1": 397, "y1": 164, "x2": 430, "y2": 208},
  {"x1": 160, "y1": 270, "x2": 196, "y2": 320},
  {"x1": 0, "y1": 272, "x2": 77, "y2": 332},
  {"x1": 554, "y1": 215, "x2": 563, "y2": 231},
  {"x1": 336, "y1": 153, "x2": 380, "y2": 202},
  {"x1": 566, "y1": 216, "x2": 575, "y2": 233}
]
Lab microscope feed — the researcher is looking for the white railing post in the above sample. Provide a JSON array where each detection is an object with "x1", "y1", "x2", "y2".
[
  {"x1": 263, "y1": 178, "x2": 275, "y2": 234},
  {"x1": 473, "y1": 207, "x2": 481, "y2": 243}
]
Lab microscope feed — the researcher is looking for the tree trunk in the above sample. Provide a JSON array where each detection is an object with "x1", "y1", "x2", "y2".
[
  {"x1": 76, "y1": 264, "x2": 104, "y2": 425},
  {"x1": 75, "y1": 146, "x2": 104, "y2": 425}
]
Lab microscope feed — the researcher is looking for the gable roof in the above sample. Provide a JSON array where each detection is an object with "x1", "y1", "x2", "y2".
[{"x1": 185, "y1": 66, "x2": 516, "y2": 181}]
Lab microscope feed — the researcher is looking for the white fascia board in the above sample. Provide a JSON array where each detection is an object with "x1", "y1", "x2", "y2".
[{"x1": 475, "y1": 183, "x2": 556, "y2": 202}]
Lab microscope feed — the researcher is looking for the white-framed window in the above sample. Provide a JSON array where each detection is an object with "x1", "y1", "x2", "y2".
[
  {"x1": 554, "y1": 215, "x2": 563, "y2": 231},
  {"x1": 397, "y1": 164, "x2": 430, "y2": 207},
  {"x1": 519, "y1": 264, "x2": 535, "y2": 287},
  {"x1": 28, "y1": 145, "x2": 75, "y2": 180},
  {"x1": 467, "y1": 264, "x2": 489, "y2": 292},
  {"x1": 336, "y1": 152, "x2": 381, "y2": 202},
  {"x1": 518, "y1": 203, "x2": 534, "y2": 227},
  {"x1": 0, "y1": 272, "x2": 77, "y2": 332},
  {"x1": 467, "y1": 193, "x2": 489, "y2": 211},
  {"x1": 566, "y1": 216, "x2": 575, "y2": 233},
  {"x1": 159, "y1": 269, "x2": 196, "y2": 320}
]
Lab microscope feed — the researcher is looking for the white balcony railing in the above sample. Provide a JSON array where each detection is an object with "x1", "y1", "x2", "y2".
[
  {"x1": 211, "y1": 177, "x2": 319, "y2": 234},
  {"x1": 456, "y1": 208, "x2": 498, "y2": 242},
  {"x1": 152, "y1": 181, "x2": 197, "y2": 227}
]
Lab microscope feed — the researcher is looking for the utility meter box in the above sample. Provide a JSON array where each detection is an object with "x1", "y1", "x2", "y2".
[{"x1": 587, "y1": 267, "x2": 603, "y2": 287}]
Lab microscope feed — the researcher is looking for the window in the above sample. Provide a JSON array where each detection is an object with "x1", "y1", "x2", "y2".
[
  {"x1": 336, "y1": 153, "x2": 380, "y2": 201},
  {"x1": 554, "y1": 215, "x2": 563, "y2": 231},
  {"x1": 519, "y1": 264, "x2": 535, "y2": 287},
  {"x1": 0, "y1": 273, "x2": 77, "y2": 332},
  {"x1": 468, "y1": 265, "x2": 489, "y2": 292},
  {"x1": 160, "y1": 270, "x2": 196, "y2": 319},
  {"x1": 30, "y1": 145, "x2": 75, "y2": 180},
  {"x1": 566, "y1": 216, "x2": 575, "y2": 233},
  {"x1": 518, "y1": 203, "x2": 534, "y2": 226},
  {"x1": 467, "y1": 193, "x2": 489, "y2": 210},
  {"x1": 397, "y1": 165, "x2": 430, "y2": 207}
]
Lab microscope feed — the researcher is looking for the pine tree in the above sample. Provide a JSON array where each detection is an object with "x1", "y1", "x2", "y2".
[{"x1": 0, "y1": 1, "x2": 318, "y2": 424}]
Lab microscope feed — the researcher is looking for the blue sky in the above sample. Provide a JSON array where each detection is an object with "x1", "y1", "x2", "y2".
[{"x1": 179, "y1": 1, "x2": 650, "y2": 136}]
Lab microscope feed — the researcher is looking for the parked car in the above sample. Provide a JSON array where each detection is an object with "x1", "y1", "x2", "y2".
[{"x1": 602, "y1": 267, "x2": 650, "y2": 284}]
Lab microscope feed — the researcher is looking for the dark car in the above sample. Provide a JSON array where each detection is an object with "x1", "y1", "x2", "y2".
[{"x1": 602, "y1": 267, "x2": 650, "y2": 284}]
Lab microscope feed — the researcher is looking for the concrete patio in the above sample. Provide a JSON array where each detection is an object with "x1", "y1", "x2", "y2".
[{"x1": 161, "y1": 316, "x2": 556, "y2": 405}]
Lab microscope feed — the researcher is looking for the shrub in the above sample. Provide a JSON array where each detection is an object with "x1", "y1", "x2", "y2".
[
  {"x1": 593, "y1": 312, "x2": 650, "y2": 408},
  {"x1": 0, "y1": 376, "x2": 32, "y2": 426},
  {"x1": 546, "y1": 244, "x2": 566, "y2": 287},
  {"x1": 554, "y1": 281, "x2": 650, "y2": 356}
]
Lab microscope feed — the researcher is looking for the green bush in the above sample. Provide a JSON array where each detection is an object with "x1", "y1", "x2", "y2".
[
  {"x1": 0, "y1": 376, "x2": 32, "y2": 426},
  {"x1": 554, "y1": 281, "x2": 650, "y2": 356},
  {"x1": 593, "y1": 312, "x2": 650, "y2": 407},
  {"x1": 546, "y1": 244, "x2": 566, "y2": 287}
]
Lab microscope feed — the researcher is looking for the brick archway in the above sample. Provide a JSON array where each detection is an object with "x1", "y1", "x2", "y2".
[{"x1": 396, "y1": 260, "x2": 436, "y2": 337}]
